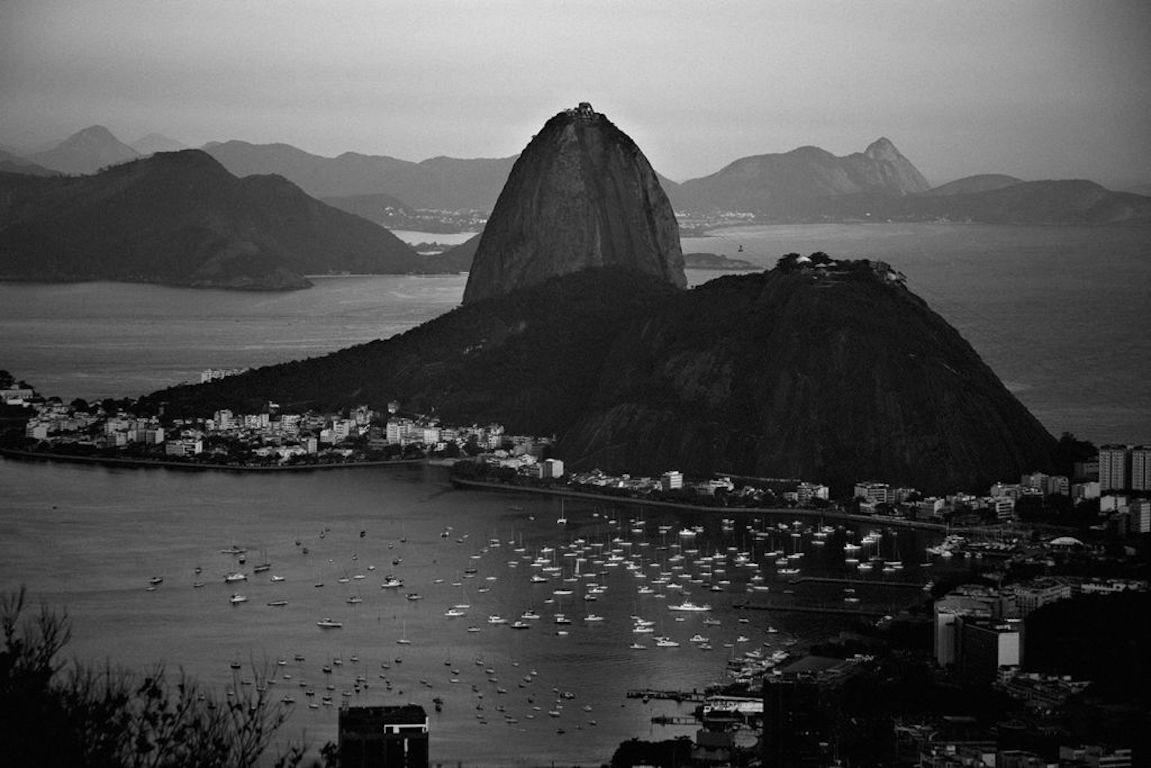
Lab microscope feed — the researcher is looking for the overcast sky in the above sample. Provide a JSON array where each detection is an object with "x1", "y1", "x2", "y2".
[{"x1": 2, "y1": 0, "x2": 1149, "y2": 186}]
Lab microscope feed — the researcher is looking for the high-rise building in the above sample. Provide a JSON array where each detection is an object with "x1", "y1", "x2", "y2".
[
  {"x1": 1098, "y1": 445, "x2": 1130, "y2": 492},
  {"x1": 1131, "y1": 445, "x2": 1151, "y2": 491},
  {"x1": 338, "y1": 705, "x2": 428, "y2": 768},
  {"x1": 957, "y1": 618, "x2": 1023, "y2": 681}
]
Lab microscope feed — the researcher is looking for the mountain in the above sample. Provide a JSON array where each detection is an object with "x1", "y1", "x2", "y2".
[
  {"x1": 131, "y1": 133, "x2": 187, "y2": 155},
  {"x1": 0, "y1": 150, "x2": 460, "y2": 290},
  {"x1": 462, "y1": 103, "x2": 685, "y2": 304},
  {"x1": 559, "y1": 257, "x2": 1054, "y2": 492},
  {"x1": 814, "y1": 179, "x2": 1151, "y2": 226},
  {"x1": 202, "y1": 140, "x2": 517, "y2": 210},
  {"x1": 146, "y1": 258, "x2": 1055, "y2": 493},
  {"x1": 0, "y1": 149, "x2": 57, "y2": 177},
  {"x1": 28, "y1": 125, "x2": 140, "y2": 175},
  {"x1": 1126, "y1": 183, "x2": 1151, "y2": 197},
  {"x1": 672, "y1": 137, "x2": 930, "y2": 213},
  {"x1": 925, "y1": 174, "x2": 1022, "y2": 196}
]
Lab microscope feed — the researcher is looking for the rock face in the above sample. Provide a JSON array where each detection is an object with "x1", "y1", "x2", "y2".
[{"x1": 462, "y1": 103, "x2": 685, "y2": 304}]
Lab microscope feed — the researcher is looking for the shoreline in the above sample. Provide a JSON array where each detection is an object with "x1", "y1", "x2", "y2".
[
  {"x1": 0, "y1": 447, "x2": 423, "y2": 473},
  {"x1": 449, "y1": 477, "x2": 957, "y2": 532}
]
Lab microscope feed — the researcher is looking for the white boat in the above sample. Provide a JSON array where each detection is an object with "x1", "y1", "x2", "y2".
[
  {"x1": 346, "y1": 596, "x2": 363, "y2": 604},
  {"x1": 488, "y1": 615, "x2": 508, "y2": 624},
  {"x1": 269, "y1": 575, "x2": 285, "y2": 582},
  {"x1": 444, "y1": 608, "x2": 466, "y2": 617},
  {"x1": 629, "y1": 642, "x2": 647, "y2": 650},
  {"x1": 654, "y1": 637, "x2": 680, "y2": 647},
  {"x1": 267, "y1": 600, "x2": 288, "y2": 607},
  {"x1": 380, "y1": 577, "x2": 403, "y2": 588},
  {"x1": 316, "y1": 618, "x2": 343, "y2": 628},
  {"x1": 229, "y1": 594, "x2": 248, "y2": 604},
  {"x1": 583, "y1": 614, "x2": 604, "y2": 622},
  {"x1": 148, "y1": 576, "x2": 163, "y2": 585},
  {"x1": 509, "y1": 621, "x2": 530, "y2": 630},
  {"x1": 224, "y1": 572, "x2": 246, "y2": 583},
  {"x1": 554, "y1": 614, "x2": 572, "y2": 625},
  {"x1": 520, "y1": 610, "x2": 541, "y2": 620},
  {"x1": 688, "y1": 633, "x2": 709, "y2": 643},
  {"x1": 667, "y1": 600, "x2": 711, "y2": 612}
]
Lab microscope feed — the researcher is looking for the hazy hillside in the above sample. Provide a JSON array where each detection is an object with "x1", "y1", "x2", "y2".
[
  {"x1": 203, "y1": 140, "x2": 517, "y2": 210},
  {"x1": 29, "y1": 126, "x2": 140, "y2": 174},
  {"x1": 131, "y1": 133, "x2": 188, "y2": 155},
  {"x1": 925, "y1": 174, "x2": 1022, "y2": 196},
  {"x1": 672, "y1": 138, "x2": 930, "y2": 213},
  {"x1": 0, "y1": 149, "x2": 57, "y2": 177},
  {"x1": 0, "y1": 150, "x2": 462, "y2": 290}
]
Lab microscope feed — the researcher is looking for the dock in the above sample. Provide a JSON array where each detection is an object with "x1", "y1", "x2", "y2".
[
  {"x1": 789, "y1": 576, "x2": 926, "y2": 589},
  {"x1": 627, "y1": 688, "x2": 705, "y2": 703},
  {"x1": 732, "y1": 602, "x2": 889, "y2": 617}
]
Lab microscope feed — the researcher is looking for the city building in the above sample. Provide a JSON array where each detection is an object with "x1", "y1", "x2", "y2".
[
  {"x1": 1131, "y1": 445, "x2": 1151, "y2": 491},
  {"x1": 934, "y1": 587, "x2": 1013, "y2": 666},
  {"x1": 1098, "y1": 445, "x2": 1129, "y2": 492},
  {"x1": 1058, "y1": 745, "x2": 1133, "y2": 768},
  {"x1": 1010, "y1": 578, "x2": 1073, "y2": 617},
  {"x1": 661, "y1": 470, "x2": 684, "y2": 491},
  {"x1": 338, "y1": 705, "x2": 428, "y2": 768},
  {"x1": 853, "y1": 481, "x2": 890, "y2": 504},
  {"x1": 957, "y1": 617, "x2": 1023, "y2": 681},
  {"x1": 537, "y1": 458, "x2": 565, "y2": 480}
]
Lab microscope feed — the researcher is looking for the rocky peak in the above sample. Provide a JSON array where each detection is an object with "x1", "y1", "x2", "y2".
[{"x1": 461, "y1": 104, "x2": 685, "y2": 305}]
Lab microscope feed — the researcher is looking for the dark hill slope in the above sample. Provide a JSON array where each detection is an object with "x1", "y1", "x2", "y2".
[
  {"x1": 142, "y1": 269, "x2": 680, "y2": 431},
  {"x1": 560, "y1": 262, "x2": 1055, "y2": 492},
  {"x1": 0, "y1": 150, "x2": 449, "y2": 289}
]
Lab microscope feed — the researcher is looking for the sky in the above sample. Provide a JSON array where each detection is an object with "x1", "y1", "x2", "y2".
[{"x1": 2, "y1": 0, "x2": 1150, "y2": 187}]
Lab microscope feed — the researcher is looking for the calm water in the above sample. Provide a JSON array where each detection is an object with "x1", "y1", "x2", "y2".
[{"x1": 0, "y1": 460, "x2": 953, "y2": 765}]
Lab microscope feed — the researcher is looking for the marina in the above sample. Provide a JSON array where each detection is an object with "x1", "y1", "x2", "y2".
[{"x1": 0, "y1": 457, "x2": 970, "y2": 764}]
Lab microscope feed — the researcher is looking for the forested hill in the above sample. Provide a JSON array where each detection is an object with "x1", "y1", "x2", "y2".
[{"x1": 0, "y1": 150, "x2": 462, "y2": 290}]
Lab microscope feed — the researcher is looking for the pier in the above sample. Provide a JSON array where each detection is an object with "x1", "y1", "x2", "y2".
[
  {"x1": 789, "y1": 576, "x2": 926, "y2": 589},
  {"x1": 626, "y1": 688, "x2": 705, "y2": 703},
  {"x1": 732, "y1": 602, "x2": 890, "y2": 617}
]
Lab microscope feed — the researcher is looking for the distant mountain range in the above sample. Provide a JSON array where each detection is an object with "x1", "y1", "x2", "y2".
[
  {"x1": 0, "y1": 150, "x2": 466, "y2": 290},
  {"x1": 664, "y1": 138, "x2": 930, "y2": 213},
  {"x1": 0, "y1": 149, "x2": 56, "y2": 177},
  {"x1": 27, "y1": 126, "x2": 140, "y2": 175},
  {"x1": 3, "y1": 125, "x2": 1148, "y2": 228},
  {"x1": 131, "y1": 133, "x2": 187, "y2": 155},
  {"x1": 201, "y1": 141, "x2": 518, "y2": 211}
]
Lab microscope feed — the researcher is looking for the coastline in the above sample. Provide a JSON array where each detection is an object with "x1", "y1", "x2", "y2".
[
  {"x1": 0, "y1": 447, "x2": 423, "y2": 473},
  {"x1": 449, "y1": 477, "x2": 957, "y2": 532}
]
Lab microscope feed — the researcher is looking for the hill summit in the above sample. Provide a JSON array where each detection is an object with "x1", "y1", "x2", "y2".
[{"x1": 462, "y1": 103, "x2": 685, "y2": 304}]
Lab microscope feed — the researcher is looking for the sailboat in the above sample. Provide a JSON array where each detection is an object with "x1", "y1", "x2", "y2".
[
  {"x1": 556, "y1": 498, "x2": 567, "y2": 526},
  {"x1": 396, "y1": 621, "x2": 412, "y2": 645}
]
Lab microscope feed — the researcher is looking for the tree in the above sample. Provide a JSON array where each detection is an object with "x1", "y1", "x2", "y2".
[{"x1": 0, "y1": 587, "x2": 312, "y2": 767}]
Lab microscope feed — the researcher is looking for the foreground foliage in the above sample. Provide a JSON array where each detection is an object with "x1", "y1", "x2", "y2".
[{"x1": 0, "y1": 586, "x2": 307, "y2": 767}]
